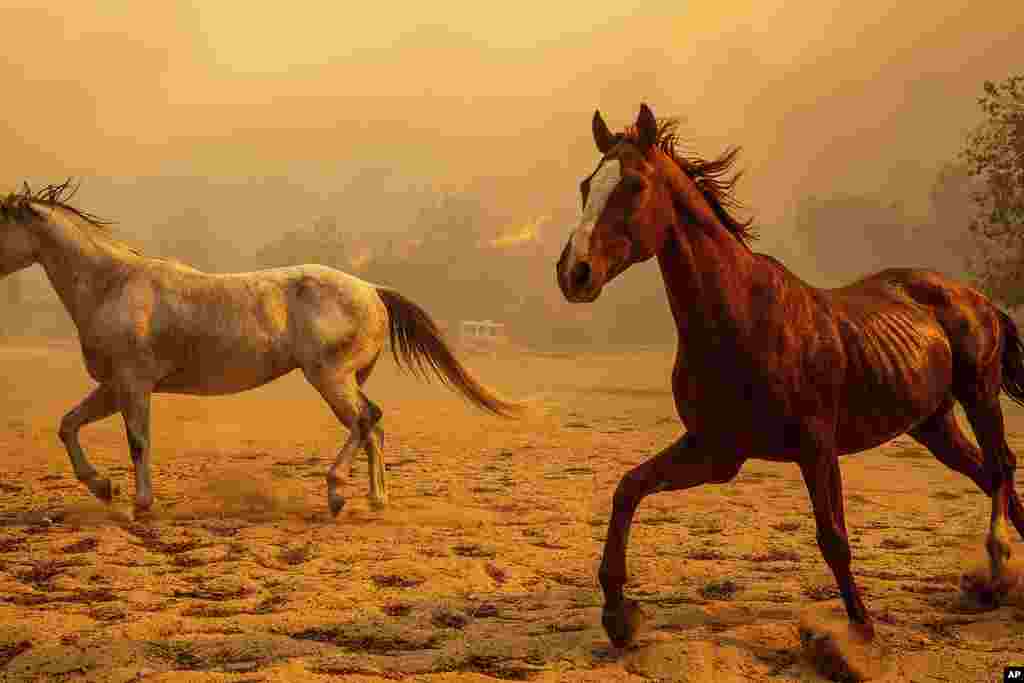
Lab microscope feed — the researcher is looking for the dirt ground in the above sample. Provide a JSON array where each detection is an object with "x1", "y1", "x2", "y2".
[{"x1": 0, "y1": 338, "x2": 1022, "y2": 682}]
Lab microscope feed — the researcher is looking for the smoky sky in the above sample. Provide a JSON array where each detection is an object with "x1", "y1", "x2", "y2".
[{"x1": 1, "y1": 0, "x2": 1021, "y2": 273}]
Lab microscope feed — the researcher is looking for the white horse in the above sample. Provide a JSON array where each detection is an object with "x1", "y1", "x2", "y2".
[{"x1": 0, "y1": 181, "x2": 521, "y2": 517}]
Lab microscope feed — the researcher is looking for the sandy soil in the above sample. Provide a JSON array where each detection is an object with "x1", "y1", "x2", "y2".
[{"x1": 0, "y1": 338, "x2": 1021, "y2": 682}]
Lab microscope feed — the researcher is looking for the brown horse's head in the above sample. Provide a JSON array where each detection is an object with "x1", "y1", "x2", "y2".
[
  {"x1": 556, "y1": 103, "x2": 752, "y2": 303},
  {"x1": 556, "y1": 103, "x2": 675, "y2": 303}
]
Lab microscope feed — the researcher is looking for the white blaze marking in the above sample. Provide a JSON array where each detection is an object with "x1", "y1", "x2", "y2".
[{"x1": 571, "y1": 158, "x2": 621, "y2": 262}]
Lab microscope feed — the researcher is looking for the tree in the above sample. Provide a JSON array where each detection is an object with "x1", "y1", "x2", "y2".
[
  {"x1": 150, "y1": 207, "x2": 233, "y2": 273},
  {"x1": 962, "y1": 74, "x2": 1024, "y2": 304},
  {"x1": 252, "y1": 216, "x2": 346, "y2": 270},
  {"x1": 792, "y1": 194, "x2": 917, "y2": 286},
  {"x1": 415, "y1": 192, "x2": 487, "y2": 267},
  {"x1": 361, "y1": 189, "x2": 504, "y2": 325},
  {"x1": 911, "y1": 161, "x2": 978, "y2": 279},
  {"x1": 930, "y1": 161, "x2": 976, "y2": 229}
]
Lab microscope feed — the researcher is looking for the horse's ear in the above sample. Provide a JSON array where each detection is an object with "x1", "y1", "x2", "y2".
[
  {"x1": 636, "y1": 103, "x2": 658, "y2": 151},
  {"x1": 592, "y1": 110, "x2": 615, "y2": 154}
]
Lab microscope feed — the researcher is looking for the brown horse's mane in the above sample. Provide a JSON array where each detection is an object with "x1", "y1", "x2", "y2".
[
  {"x1": 2, "y1": 179, "x2": 114, "y2": 231},
  {"x1": 619, "y1": 118, "x2": 757, "y2": 246}
]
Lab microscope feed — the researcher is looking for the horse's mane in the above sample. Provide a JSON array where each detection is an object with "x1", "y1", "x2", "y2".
[
  {"x1": 619, "y1": 118, "x2": 757, "y2": 247},
  {"x1": 2, "y1": 179, "x2": 114, "y2": 232},
  {"x1": 1, "y1": 179, "x2": 163, "y2": 261}
]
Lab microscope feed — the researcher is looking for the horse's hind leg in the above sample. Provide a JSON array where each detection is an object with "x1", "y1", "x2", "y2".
[
  {"x1": 959, "y1": 393, "x2": 1018, "y2": 598},
  {"x1": 59, "y1": 385, "x2": 119, "y2": 502},
  {"x1": 349, "y1": 424, "x2": 385, "y2": 479},
  {"x1": 909, "y1": 408, "x2": 1024, "y2": 540},
  {"x1": 351, "y1": 353, "x2": 384, "y2": 480},
  {"x1": 118, "y1": 381, "x2": 155, "y2": 515},
  {"x1": 304, "y1": 367, "x2": 383, "y2": 515},
  {"x1": 360, "y1": 394, "x2": 387, "y2": 508}
]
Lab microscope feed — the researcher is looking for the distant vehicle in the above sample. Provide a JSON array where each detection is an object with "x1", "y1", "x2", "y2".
[{"x1": 458, "y1": 320, "x2": 509, "y2": 353}]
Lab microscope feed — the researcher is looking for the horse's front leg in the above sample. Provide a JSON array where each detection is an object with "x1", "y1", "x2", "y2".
[
  {"x1": 117, "y1": 380, "x2": 155, "y2": 516},
  {"x1": 59, "y1": 385, "x2": 120, "y2": 502},
  {"x1": 798, "y1": 439, "x2": 874, "y2": 641},
  {"x1": 599, "y1": 432, "x2": 744, "y2": 647}
]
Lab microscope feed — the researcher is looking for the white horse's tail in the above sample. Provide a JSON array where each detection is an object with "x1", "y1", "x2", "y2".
[{"x1": 375, "y1": 287, "x2": 523, "y2": 418}]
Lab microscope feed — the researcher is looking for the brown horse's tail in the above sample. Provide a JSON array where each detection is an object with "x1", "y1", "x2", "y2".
[
  {"x1": 375, "y1": 287, "x2": 523, "y2": 418},
  {"x1": 998, "y1": 309, "x2": 1024, "y2": 407}
]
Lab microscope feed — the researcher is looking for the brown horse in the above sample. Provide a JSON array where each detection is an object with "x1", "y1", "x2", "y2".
[{"x1": 556, "y1": 103, "x2": 1024, "y2": 648}]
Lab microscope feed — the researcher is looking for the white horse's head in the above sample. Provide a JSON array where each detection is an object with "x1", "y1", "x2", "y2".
[
  {"x1": 0, "y1": 180, "x2": 111, "y2": 278},
  {"x1": 0, "y1": 184, "x2": 44, "y2": 278}
]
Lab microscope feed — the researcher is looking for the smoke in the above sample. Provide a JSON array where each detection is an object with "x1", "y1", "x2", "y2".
[{"x1": 2, "y1": 0, "x2": 1022, "y2": 341}]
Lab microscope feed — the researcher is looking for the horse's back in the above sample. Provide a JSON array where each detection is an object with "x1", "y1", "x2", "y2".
[
  {"x1": 830, "y1": 267, "x2": 999, "y2": 351},
  {"x1": 165, "y1": 263, "x2": 382, "y2": 323},
  {"x1": 132, "y1": 262, "x2": 386, "y2": 394}
]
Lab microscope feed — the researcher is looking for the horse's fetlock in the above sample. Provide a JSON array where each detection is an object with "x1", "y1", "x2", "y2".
[
  {"x1": 126, "y1": 430, "x2": 147, "y2": 458},
  {"x1": 58, "y1": 419, "x2": 76, "y2": 443},
  {"x1": 75, "y1": 468, "x2": 99, "y2": 484},
  {"x1": 364, "y1": 400, "x2": 383, "y2": 426}
]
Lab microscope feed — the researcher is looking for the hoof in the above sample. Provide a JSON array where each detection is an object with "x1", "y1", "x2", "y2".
[
  {"x1": 133, "y1": 503, "x2": 155, "y2": 521},
  {"x1": 602, "y1": 599, "x2": 644, "y2": 648},
  {"x1": 800, "y1": 615, "x2": 889, "y2": 682},
  {"x1": 328, "y1": 493, "x2": 346, "y2": 517},
  {"x1": 89, "y1": 478, "x2": 116, "y2": 503},
  {"x1": 960, "y1": 569, "x2": 1015, "y2": 608},
  {"x1": 369, "y1": 495, "x2": 389, "y2": 511}
]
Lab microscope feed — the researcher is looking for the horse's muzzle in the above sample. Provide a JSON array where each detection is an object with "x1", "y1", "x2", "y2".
[{"x1": 557, "y1": 241, "x2": 601, "y2": 303}]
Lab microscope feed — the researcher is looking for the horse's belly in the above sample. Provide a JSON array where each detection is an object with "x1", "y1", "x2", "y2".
[
  {"x1": 156, "y1": 368, "x2": 296, "y2": 395},
  {"x1": 156, "y1": 346, "x2": 297, "y2": 395},
  {"x1": 835, "y1": 342, "x2": 952, "y2": 453},
  {"x1": 836, "y1": 418, "x2": 928, "y2": 455}
]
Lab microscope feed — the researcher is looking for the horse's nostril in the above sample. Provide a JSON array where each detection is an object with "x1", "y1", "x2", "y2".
[{"x1": 570, "y1": 262, "x2": 591, "y2": 289}]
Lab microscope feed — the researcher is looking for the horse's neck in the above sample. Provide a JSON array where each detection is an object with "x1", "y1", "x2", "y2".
[
  {"x1": 656, "y1": 225, "x2": 751, "y2": 331},
  {"x1": 654, "y1": 157, "x2": 758, "y2": 349},
  {"x1": 33, "y1": 207, "x2": 133, "y2": 329}
]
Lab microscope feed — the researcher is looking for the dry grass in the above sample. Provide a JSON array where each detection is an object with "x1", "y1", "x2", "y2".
[{"x1": 0, "y1": 340, "x2": 1022, "y2": 681}]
